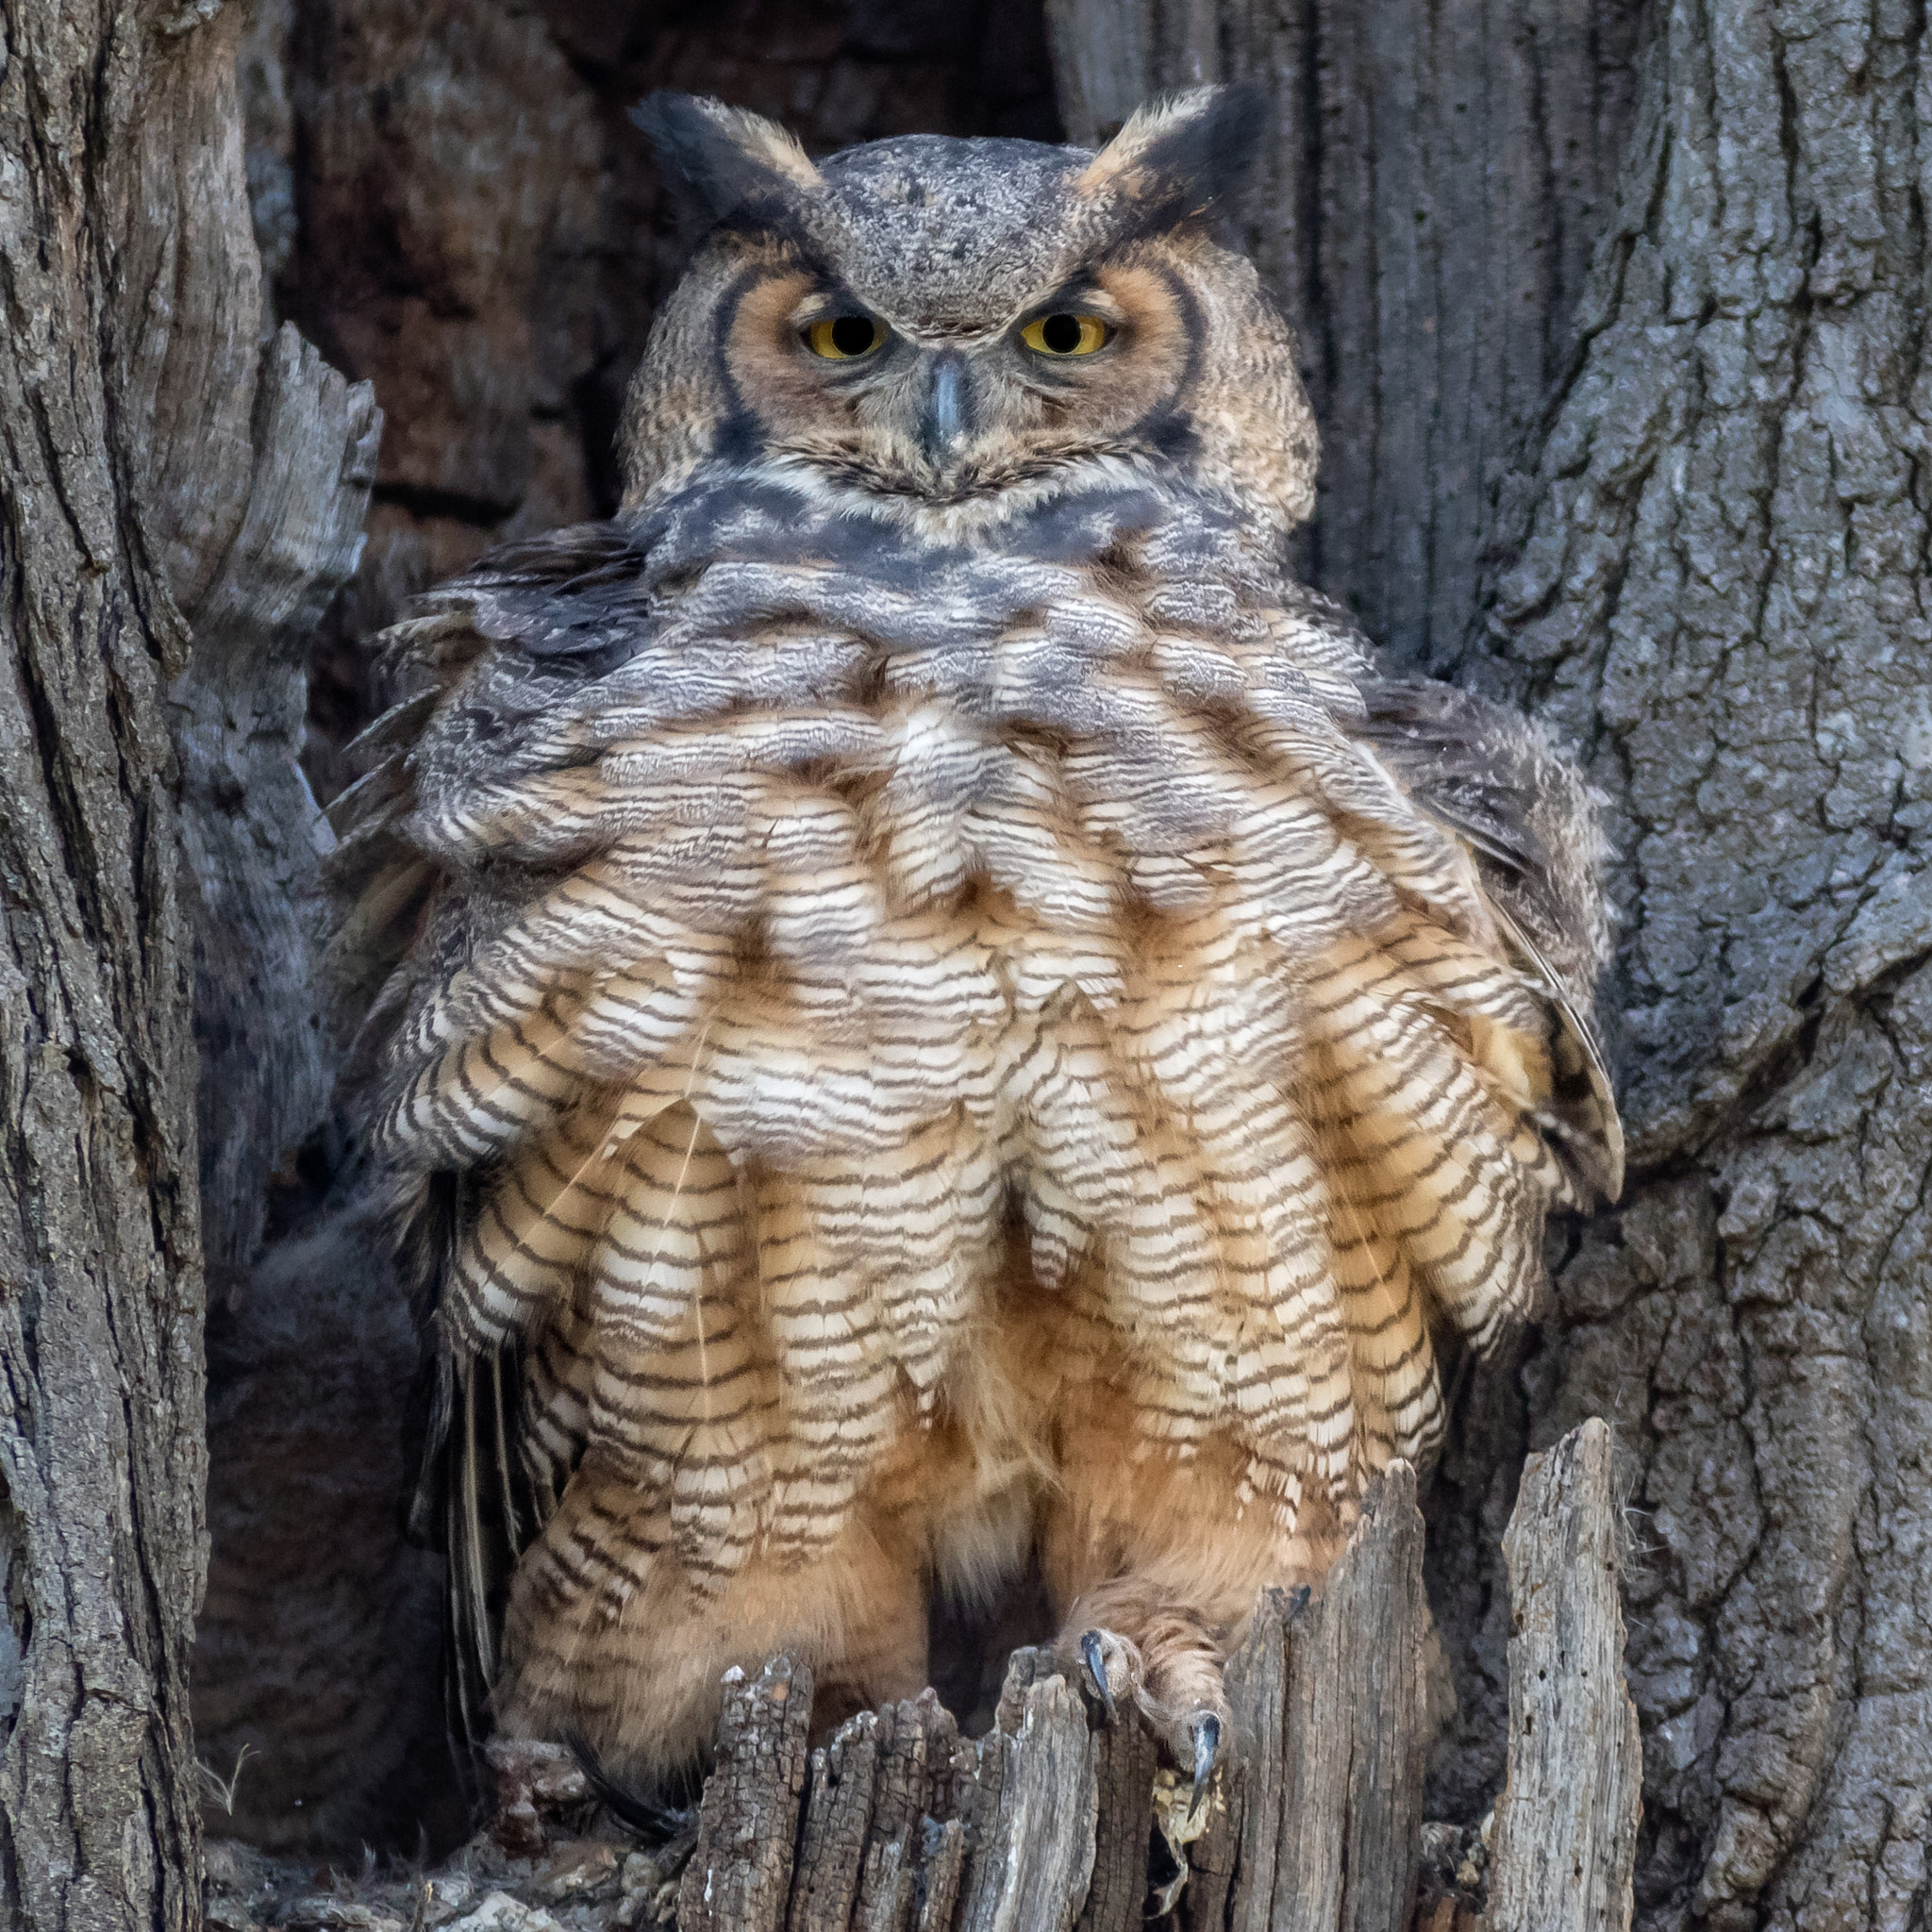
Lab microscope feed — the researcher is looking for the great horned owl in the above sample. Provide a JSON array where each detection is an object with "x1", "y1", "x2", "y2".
[{"x1": 329, "y1": 86, "x2": 1621, "y2": 1807}]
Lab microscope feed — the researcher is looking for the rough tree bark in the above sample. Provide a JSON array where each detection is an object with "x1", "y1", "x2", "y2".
[
  {"x1": 1055, "y1": 0, "x2": 1932, "y2": 1924},
  {"x1": 1457, "y1": 9, "x2": 1932, "y2": 1924},
  {"x1": 0, "y1": 2, "x2": 374, "y2": 1926}
]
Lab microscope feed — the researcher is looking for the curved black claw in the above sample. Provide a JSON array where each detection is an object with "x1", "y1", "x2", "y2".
[
  {"x1": 1188, "y1": 1712, "x2": 1222, "y2": 1820},
  {"x1": 1079, "y1": 1629, "x2": 1118, "y2": 1723},
  {"x1": 566, "y1": 1729, "x2": 696, "y2": 1847}
]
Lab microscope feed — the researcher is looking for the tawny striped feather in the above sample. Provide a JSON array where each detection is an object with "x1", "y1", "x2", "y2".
[{"x1": 332, "y1": 467, "x2": 1618, "y2": 1777}]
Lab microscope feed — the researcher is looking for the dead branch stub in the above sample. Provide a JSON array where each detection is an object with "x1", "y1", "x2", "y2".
[
  {"x1": 666, "y1": 1423, "x2": 1639, "y2": 1930},
  {"x1": 1483, "y1": 1418, "x2": 1642, "y2": 1932}
]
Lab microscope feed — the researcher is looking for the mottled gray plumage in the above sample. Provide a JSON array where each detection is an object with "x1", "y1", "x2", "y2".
[{"x1": 329, "y1": 85, "x2": 1621, "y2": 1793}]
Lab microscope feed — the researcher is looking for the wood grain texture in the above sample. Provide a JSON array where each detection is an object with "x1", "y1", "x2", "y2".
[
  {"x1": 1272, "y1": 1462, "x2": 1429, "y2": 1932},
  {"x1": 678, "y1": 1656, "x2": 815, "y2": 1932},
  {"x1": 791, "y1": 1711, "x2": 884, "y2": 1932},
  {"x1": 1220, "y1": 1589, "x2": 1288, "y2": 1932},
  {"x1": 1484, "y1": 1419, "x2": 1641, "y2": 1932},
  {"x1": 697, "y1": 1646, "x2": 1103, "y2": 1932},
  {"x1": 1175, "y1": 1467, "x2": 1432, "y2": 1929},
  {"x1": 173, "y1": 323, "x2": 380, "y2": 1295},
  {"x1": 3, "y1": 0, "x2": 386, "y2": 1901},
  {"x1": 0, "y1": 2, "x2": 252, "y2": 1925},
  {"x1": 1177, "y1": 1769, "x2": 1242, "y2": 1932},
  {"x1": 1074, "y1": 1705, "x2": 1160, "y2": 1932},
  {"x1": 1045, "y1": 0, "x2": 1644, "y2": 667},
  {"x1": 955, "y1": 1653, "x2": 1098, "y2": 1932}
]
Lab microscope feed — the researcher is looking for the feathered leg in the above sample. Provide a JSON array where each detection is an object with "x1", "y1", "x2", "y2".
[{"x1": 1054, "y1": 1576, "x2": 1229, "y2": 1808}]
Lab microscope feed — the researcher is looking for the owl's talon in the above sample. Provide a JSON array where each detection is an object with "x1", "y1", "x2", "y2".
[
  {"x1": 1079, "y1": 1628, "x2": 1118, "y2": 1723},
  {"x1": 1188, "y1": 1711, "x2": 1221, "y2": 1819}
]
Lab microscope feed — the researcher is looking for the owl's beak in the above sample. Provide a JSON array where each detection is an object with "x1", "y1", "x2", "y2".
[{"x1": 919, "y1": 353, "x2": 972, "y2": 462}]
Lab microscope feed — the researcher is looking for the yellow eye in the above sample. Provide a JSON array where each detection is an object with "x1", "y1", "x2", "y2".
[
  {"x1": 806, "y1": 315, "x2": 885, "y2": 359},
  {"x1": 1021, "y1": 312, "x2": 1110, "y2": 357}
]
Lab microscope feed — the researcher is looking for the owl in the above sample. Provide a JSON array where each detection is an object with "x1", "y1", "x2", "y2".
[{"x1": 328, "y1": 85, "x2": 1621, "y2": 1812}]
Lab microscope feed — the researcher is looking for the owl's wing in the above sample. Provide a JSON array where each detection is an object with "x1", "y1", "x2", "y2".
[
  {"x1": 396, "y1": 1176, "x2": 542, "y2": 1761},
  {"x1": 326, "y1": 493, "x2": 924, "y2": 1751},
  {"x1": 983, "y1": 556, "x2": 1628, "y2": 1525},
  {"x1": 325, "y1": 520, "x2": 665, "y2": 1755},
  {"x1": 1357, "y1": 676, "x2": 1623, "y2": 1203}
]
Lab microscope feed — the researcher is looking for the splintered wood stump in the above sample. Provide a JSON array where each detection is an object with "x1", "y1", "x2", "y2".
[
  {"x1": 679, "y1": 1657, "x2": 814, "y2": 1930},
  {"x1": 1224, "y1": 1463, "x2": 1431, "y2": 1932},
  {"x1": 672, "y1": 1439, "x2": 1639, "y2": 1930},
  {"x1": 957, "y1": 1652, "x2": 1099, "y2": 1932},
  {"x1": 789, "y1": 1690, "x2": 963, "y2": 1932},
  {"x1": 1076, "y1": 1695, "x2": 1161, "y2": 1932},
  {"x1": 1484, "y1": 1419, "x2": 1643, "y2": 1932}
]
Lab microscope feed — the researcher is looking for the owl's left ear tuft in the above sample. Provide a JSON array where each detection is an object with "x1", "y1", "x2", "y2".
[
  {"x1": 632, "y1": 92, "x2": 826, "y2": 234},
  {"x1": 1074, "y1": 84, "x2": 1267, "y2": 228}
]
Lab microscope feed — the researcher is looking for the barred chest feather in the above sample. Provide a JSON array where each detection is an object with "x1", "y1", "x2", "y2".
[{"x1": 328, "y1": 463, "x2": 1618, "y2": 1763}]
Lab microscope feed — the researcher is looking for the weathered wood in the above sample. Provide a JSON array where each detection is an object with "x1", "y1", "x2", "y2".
[
  {"x1": 791, "y1": 1712, "x2": 883, "y2": 1932},
  {"x1": 1075, "y1": 1694, "x2": 1160, "y2": 1932},
  {"x1": 956, "y1": 1651, "x2": 1099, "y2": 1932},
  {"x1": 788, "y1": 1690, "x2": 962, "y2": 1932},
  {"x1": 1177, "y1": 1761, "x2": 1242, "y2": 1932},
  {"x1": 855, "y1": 1831, "x2": 915, "y2": 1932},
  {"x1": 858, "y1": 1694, "x2": 955, "y2": 1932},
  {"x1": 1224, "y1": 1589, "x2": 1291, "y2": 1932},
  {"x1": 678, "y1": 1656, "x2": 814, "y2": 1932},
  {"x1": 1455, "y1": 0, "x2": 1932, "y2": 1913},
  {"x1": 915, "y1": 1819, "x2": 967, "y2": 1932},
  {"x1": 1274, "y1": 1464, "x2": 1430, "y2": 1932},
  {"x1": 948, "y1": 1654, "x2": 1029, "y2": 1917},
  {"x1": 199, "y1": 1441, "x2": 1643, "y2": 1931},
  {"x1": 171, "y1": 322, "x2": 378, "y2": 1297},
  {"x1": 1482, "y1": 1420, "x2": 1641, "y2": 1932}
]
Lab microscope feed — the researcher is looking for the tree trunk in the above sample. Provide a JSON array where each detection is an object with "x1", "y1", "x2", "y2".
[
  {"x1": 0, "y1": 2, "x2": 373, "y2": 1926},
  {"x1": 1055, "y1": 0, "x2": 1932, "y2": 1924},
  {"x1": 1460, "y1": 8, "x2": 1932, "y2": 1924}
]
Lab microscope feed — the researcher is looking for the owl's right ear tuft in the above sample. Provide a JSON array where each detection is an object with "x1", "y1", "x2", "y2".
[
  {"x1": 1074, "y1": 84, "x2": 1268, "y2": 230},
  {"x1": 631, "y1": 92, "x2": 826, "y2": 233}
]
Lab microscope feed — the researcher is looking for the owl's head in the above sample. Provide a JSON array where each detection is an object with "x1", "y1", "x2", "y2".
[{"x1": 624, "y1": 88, "x2": 1317, "y2": 541}]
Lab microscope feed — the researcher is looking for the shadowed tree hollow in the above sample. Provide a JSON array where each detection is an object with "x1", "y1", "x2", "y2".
[{"x1": 1, "y1": 2, "x2": 1927, "y2": 1930}]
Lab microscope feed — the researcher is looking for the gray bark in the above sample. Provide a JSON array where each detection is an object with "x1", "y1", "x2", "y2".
[
  {"x1": 172, "y1": 323, "x2": 377, "y2": 1299},
  {"x1": 1485, "y1": 1419, "x2": 1642, "y2": 1932},
  {"x1": 955, "y1": 1658, "x2": 1100, "y2": 1932},
  {"x1": 1218, "y1": 1464, "x2": 1430, "y2": 1932},
  {"x1": 1075, "y1": 1689, "x2": 1160, "y2": 1932},
  {"x1": 1052, "y1": 1, "x2": 1932, "y2": 1925},
  {"x1": 1460, "y1": 6, "x2": 1932, "y2": 1923},
  {"x1": 678, "y1": 1657, "x2": 815, "y2": 1932},
  {"x1": 0, "y1": 0, "x2": 373, "y2": 1924}
]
